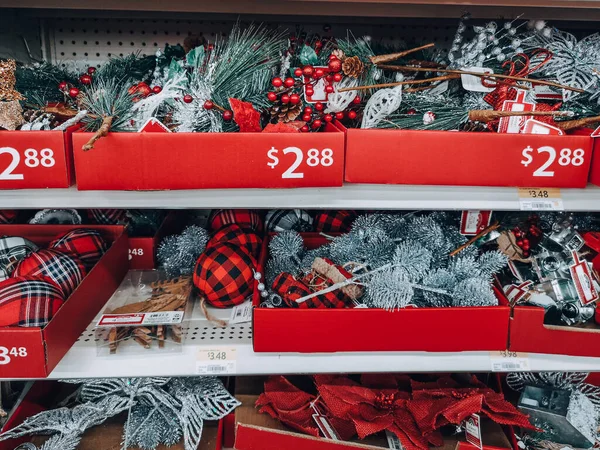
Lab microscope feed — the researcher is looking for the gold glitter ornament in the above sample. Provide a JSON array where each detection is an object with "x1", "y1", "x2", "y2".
[
  {"x1": 0, "y1": 60, "x2": 24, "y2": 102},
  {"x1": 0, "y1": 100, "x2": 25, "y2": 130}
]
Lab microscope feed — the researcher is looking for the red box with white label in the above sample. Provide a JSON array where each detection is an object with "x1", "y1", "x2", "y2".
[
  {"x1": 345, "y1": 128, "x2": 592, "y2": 188},
  {"x1": 0, "y1": 380, "x2": 224, "y2": 450},
  {"x1": 0, "y1": 224, "x2": 128, "y2": 379},
  {"x1": 72, "y1": 124, "x2": 344, "y2": 190},
  {"x1": 252, "y1": 234, "x2": 510, "y2": 353},
  {"x1": 0, "y1": 127, "x2": 77, "y2": 189},
  {"x1": 509, "y1": 231, "x2": 600, "y2": 357}
]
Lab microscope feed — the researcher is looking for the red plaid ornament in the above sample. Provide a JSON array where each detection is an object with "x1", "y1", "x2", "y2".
[
  {"x1": 87, "y1": 209, "x2": 127, "y2": 225},
  {"x1": 272, "y1": 272, "x2": 354, "y2": 309},
  {"x1": 194, "y1": 242, "x2": 257, "y2": 308},
  {"x1": 209, "y1": 209, "x2": 263, "y2": 233},
  {"x1": 208, "y1": 224, "x2": 262, "y2": 258},
  {"x1": 0, "y1": 277, "x2": 65, "y2": 327},
  {"x1": 14, "y1": 249, "x2": 87, "y2": 298},
  {"x1": 313, "y1": 210, "x2": 356, "y2": 233},
  {"x1": 50, "y1": 229, "x2": 108, "y2": 270}
]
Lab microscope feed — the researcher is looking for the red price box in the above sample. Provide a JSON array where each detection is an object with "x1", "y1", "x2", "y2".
[{"x1": 0, "y1": 129, "x2": 76, "y2": 189}]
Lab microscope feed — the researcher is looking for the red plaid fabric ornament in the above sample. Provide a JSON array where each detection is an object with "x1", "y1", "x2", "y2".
[
  {"x1": 194, "y1": 242, "x2": 257, "y2": 308},
  {"x1": 0, "y1": 210, "x2": 17, "y2": 224},
  {"x1": 87, "y1": 209, "x2": 127, "y2": 225},
  {"x1": 208, "y1": 224, "x2": 262, "y2": 258},
  {"x1": 14, "y1": 249, "x2": 87, "y2": 298},
  {"x1": 209, "y1": 209, "x2": 263, "y2": 233},
  {"x1": 313, "y1": 210, "x2": 356, "y2": 233},
  {"x1": 0, "y1": 277, "x2": 65, "y2": 327},
  {"x1": 272, "y1": 272, "x2": 354, "y2": 309},
  {"x1": 0, "y1": 236, "x2": 39, "y2": 281},
  {"x1": 50, "y1": 229, "x2": 108, "y2": 270}
]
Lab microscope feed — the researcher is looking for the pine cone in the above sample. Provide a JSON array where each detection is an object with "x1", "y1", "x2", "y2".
[
  {"x1": 342, "y1": 56, "x2": 365, "y2": 78},
  {"x1": 270, "y1": 102, "x2": 302, "y2": 123}
]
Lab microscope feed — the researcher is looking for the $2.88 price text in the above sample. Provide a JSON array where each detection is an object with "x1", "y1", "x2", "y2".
[
  {"x1": 520, "y1": 145, "x2": 585, "y2": 177},
  {"x1": 0, "y1": 147, "x2": 56, "y2": 180},
  {"x1": 267, "y1": 146, "x2": 334, "y2": 179}
]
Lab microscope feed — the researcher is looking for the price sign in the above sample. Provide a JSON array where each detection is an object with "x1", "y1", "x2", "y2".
[
  {"x1": 0, "y1": 132, "x2": 70, "y2": 188},
  {"x1": 128, "y1": 248, "x2": 144, "y2": 260},
  {"x1": 518, "y1": 188, "x2": 563, "y2": 211},
  {"x1": 266, "y1": 146, "x2": 334, "y2": 179},
  {"x1": 197, "y1": 347, "x2": 237, "y2": 375},
  {"x1": 520, "y1": 145, "x2": 586, "y2": 177},
  {"x1": 0, "y1": 346, "x2": 28, "y2": 366},
  {"x1": 490, "y1": 350, "x2": 530, "y2": 372}
]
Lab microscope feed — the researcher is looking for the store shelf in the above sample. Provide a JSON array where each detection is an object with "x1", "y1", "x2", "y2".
[
  {"x1": 27, "y1": 299, "x2": 600, "y2": 380},
  {"x1": 0, "y1": 184, "x2": 600, "y2": 210}
]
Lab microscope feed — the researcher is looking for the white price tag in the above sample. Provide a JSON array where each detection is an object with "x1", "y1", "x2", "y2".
[
  {"x1": 520, "y1": 145, "x2": 586, "y2": 178},
  {"x1": 465, "y1": 414, "x2": 483, "y2": 449},
  {"x1": 385, "y1": 430, "x2": 404, "y2": 450},
  {"x1": 197, "y1": 347, "x2": 237, "y2": 375},
  {"x1": 98, "y1": 311, "x2": 184, "y2": 326},
  {"x1": 460, "y1": 67, "x2": 495, "y2": 92},
  {"x1": 518, "y1": 188, "x2": 563, "y2": 211},
  {"x1": 0, "y1": 346, "x2": 28, "y2": 365},
  {"x1": 266, "y1": 146, "x2": 334, "y2": 179},
  {"x1": 490, "y1": 350, "x2": 530, "y2": 372},
  {"x1": 229, "y1": 300, "x2": 253, "y2": 324}
]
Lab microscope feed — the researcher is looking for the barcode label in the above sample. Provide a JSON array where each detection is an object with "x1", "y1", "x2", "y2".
[
  {"x1": 197, "y1": 347, "x2": 237, "y2": 375},
  {"x1": 490, "y1": 351, "x2": 530, "y2": 372},
  {"x1": 385, "y1": 431, "x2": 403, "y2": 449},
  {"x1": 520, "y1": 200, "x2": 564, "y2": 211},
  {"x1": 518, "y1": 188, "x2": 563, "y2": 211},
  {"x1": 98, "y1": 311, "x2": 184, "y2": 326},
  {"x1": 229, "y1": 300, "x2": 253, "y2": 324}
]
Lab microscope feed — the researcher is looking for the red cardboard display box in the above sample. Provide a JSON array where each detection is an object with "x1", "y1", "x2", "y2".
[
  {"x1": 345, "y1": 128, "x2": 593, "y2": 188},
  {"x1": 232, "y1": 376, "x2": 516, "y2": 450},
  {"x1": 0, "y1": 127, "x2": 77, "y2": 189},
  {"x1": 587, "y1": 133, "x2": 600, "y2": 186},
  {"x1": 72, "y1": 124, "x2": 344, "y2": 190},
  {"x1": 0, "y1": 224, "x2": 128, "y2": 379},
  {"x1": 252, "y1": 234, "x2": 510, "y2": 353},
  {"x1": 0, "y1": 380, "x2": 224, "y2": 450},
  {"x1": 128, "y1": 211, "x2": 177, "y2": 270},
  {"x1": 509, "y1": 231, "x2": 600, "y2": 357}
]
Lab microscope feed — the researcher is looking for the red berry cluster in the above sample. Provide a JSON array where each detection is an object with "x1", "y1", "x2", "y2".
[
  {"x1": 201, "y1": 100, "x2": 233, "y2": 122},
  {"x1": 512, "y1": 218, "x2": 543, "y2": 258}
]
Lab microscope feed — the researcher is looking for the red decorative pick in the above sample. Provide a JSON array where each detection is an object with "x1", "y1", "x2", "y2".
[
  {"x1": 229, "y1": 98, "x2": 262, "y2": 132},
  {"x1": 262, "y1": 122, "x2": 303, "y2": 133}
]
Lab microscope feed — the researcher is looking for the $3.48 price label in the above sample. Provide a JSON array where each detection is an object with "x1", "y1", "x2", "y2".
[
  {"x1": 196, "y1": 347, "x2": 236, "y2": 375},
  {"x1": 520, "y1": 145, "x2": 586, "y2": 177},
  {"x1": 266, "y1": 146, "x2": 334, "y2": 179},
  {"x1": 0, "y1": 346, "x2": 28, "y2": 365}
]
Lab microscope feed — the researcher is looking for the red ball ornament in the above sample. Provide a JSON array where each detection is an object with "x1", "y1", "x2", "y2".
[
  {"x1": 68, "y1": 87, "x2": 80, "y2": 98},
  {"x1": 203, "y1": 100, "x2": 214, "y2": 110},
  {"x1": 306, "y1": 87, "x2": 314, "y2": 96},
  {"x1": 87, "y1": 66, "x2": 96, "y2": 75},
  {"x1": 289, "y1": 94, "x2": 300, "y2": 105},
  {"x1": 352, "y1": 96, "x2": 361, "y2": 104},
  {"x1": 407, "y1": 108, "x2": 417, "y2": 115},
  {"x1": 183, "y1": 94, "x2": 194, "y2": 104},
  {"x1": 335, "y1": 111, "x2": 345, "y2": 120},
  {"x1": 329, "y1": 54, "x2": 338, "y2": 61},
  {"x1": 304, "y1": 106, "x2": 313, "y2": 114},
  {"x1": 152, "y1": 85, "x2": 162, "y2": 94},
  {"x1": 323, "y1": 114, "x2": 333, "y2": 123},
  {"x1": 328, "y1": 58, "x2": 342, "y2": 73},
  {"x1": 267, "y1": 92, "x2": 278, "y2": 102},
  {"x1": 294, "y1": 68, "x2": 303, "y2": 77},
  {"x1": 284, "y1": 77, "x2": 295, "y2": 88},
  {"x1": 314, "y1": 68, "x2": 325, "y2": 78},
  {"x1": 281, "y1": 94, "x2": 290, "y2": 104},
  {"x1": 315, "y1": 102, "x2": 324, "y2": 112},
  {"x1": 302, "y1": 114, "x2": 312, "y2": 122},
  {"x1": 79, "y1": 74, "x2": 92, "y2": 85},
  {"x1": 300, "y1": 125, "x2": 309, "y2": 132},
  {"x1": 333, "y1": 73, "x2": 343, "y2": 82},
  {"x1": 325, "y1": 85, "x2": 334, "y2": 94},
  {"x1": 326, "y1": 74, "x2": 333, "y2": 82},
  {"x1": 223, "y1": 110, "x2": 233, "y2": 121},
  {"x1": 58, "y1": 81, "x2": 68, "y2": 91},
  {"x1": 302, "y1": 65, "x2": 314, "y2": 77},
  {"x1": 348, "y1": 110, "x2": 357, "y2": 119},
  {"x1": 311, "y1": 119, "x2": 323, "y2": 129},
  {"x1": 272, "y1": 77, "x2": 283, "y2": 88}
]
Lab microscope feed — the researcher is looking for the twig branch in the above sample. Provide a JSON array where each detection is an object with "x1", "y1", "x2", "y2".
[
  {"x1": 82, "y1": 116, "x2": 113, "y2": 151},
  {"x1": 557, "y1": 115, "x2": 600, "y2": 131},
  {"x1": 468, "y1": 109, "x2": 572, "y2": 122},
  {"x1": 369, "y1": 43, "x2": 436, "y2": 65},
  {"x1": 338, "y1": 74, "x2": 460, "y2": 92},
  {"x1": 450, "y1": 222, "x2": 500, "y2": 257}
]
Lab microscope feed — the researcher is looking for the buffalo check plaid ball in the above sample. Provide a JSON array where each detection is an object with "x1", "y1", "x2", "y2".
[
  {"x1": 88, "y1": 209, "x2": 127, "y2": 225},
  {"x1": 272, "y1": 272, "x2": 354, "y2": 309},
  {"x1": 0, "y1": 236, "x2": 39, "y2": 281},
  {"x1": 50, "y1": 229, "x2": 108, "y2": 270},
  {"x1": 209, "y1": 209, "x2": 263, "y2": 233},
  {"x1": 14, "y1": 249, "x2": 87, "y2": 298},
  {"x1": 313, "y1": 210, "x2": 357, "y2": 233},
  {"x1": 208, "y1": 224, "x2": 262, "y2": 258},
  {"x1": 0, "y1": 276, "x2": 65, "y2": 327},
  {"x1": 194, "y1": 242, "x2": 257, "y2": 308},
  {"x1": 265, "y1": 209, "x2": 313, "y2": 232}
]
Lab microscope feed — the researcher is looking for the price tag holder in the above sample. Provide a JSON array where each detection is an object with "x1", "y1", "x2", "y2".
[
  {"x1": 490, "y1": 350, "x2": 530, "y2": 372},
  {"x1": 465, "y1": 414, "x2": 483, "y2": 449},
  {"x1": 230, "y1": 300, "x2": 253, "y2": 324},
  {"x1": 385, "y1": 431, "x2": 404, "y2": 450},
  {"x1": 197, "y1": 347, "x2": 237, "y2": 375},
  {"x1": 518, "y1": 188, "x2": 563, "y2": 211}
]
